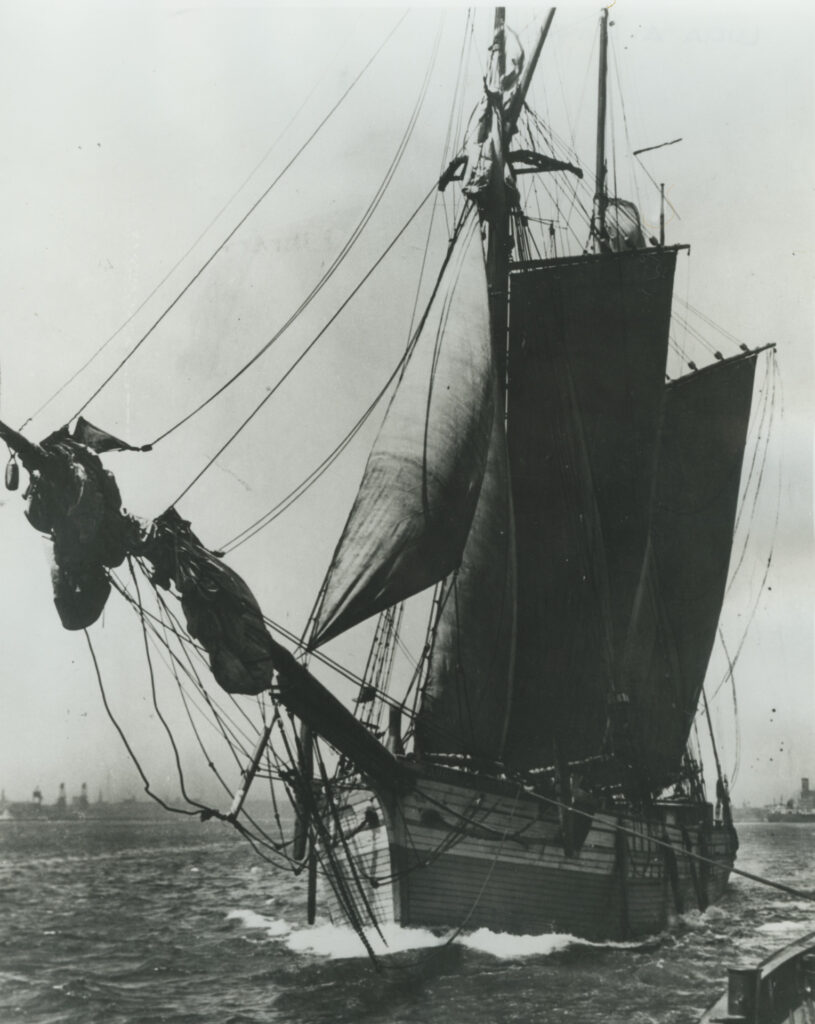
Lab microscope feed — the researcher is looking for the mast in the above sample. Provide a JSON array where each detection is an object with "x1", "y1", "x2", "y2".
[
  {"x1": 594, "y1": 7, "x2": 609, "y2": 249},
  {"x1": 485, "y1": 7, "x2": 555, "y2": 365},
  {"x1": 485, "y1": 7, "x2": 510, "y2": 365},
  {"x1": 506, "y1": 9, "x2": 556, "y2": 132}
]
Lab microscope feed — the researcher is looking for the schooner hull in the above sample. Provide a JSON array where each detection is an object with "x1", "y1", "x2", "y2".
[{"x1": 320, "y1": 766, "x2": 735, "y2": 942}]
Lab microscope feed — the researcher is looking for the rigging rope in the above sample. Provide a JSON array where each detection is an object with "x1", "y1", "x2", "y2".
[
  {"x1": 219, "y1": 206, "x2": 451, "y2": 554},
  {"x1": 106, "y1": 569, "x2": 308, "y2": 864},
  {"x1": 83, "y1": 629, "x2": 198, "y2": 818},
  {"x1": 148, "y1": 21, "x2": 442, "y2": 452},
  {"x1": 68, "y1": 11, "x2": 410, "y2": 425},
  {"x1": 111, "y1": 569, "x2": 259, "y2": 750},
  {"x1": 169, "y1": 184, "x2": 440, "y2": 507},
  {"x1": 524, "y1": 787, "x2": 815, "y2": 904},
  {"x1": 711, "y1": 357, "x2": 782, "y2": 700},
  {"x1": 438, "y1": 10, "x2": 474, "y2": 236},
  {"x1": 609, "y1": 32, "x2": 641, "y2": 215},
  {"x1": 17, "y1": 25, "x2": 350, "y2": 434},
  {"x1": 716, "y1": 626, "x2": 741, "y2": 786},
  {"x1": 127, "y1": 557, "x2": 213, "y2": 815},
  {"x1": 219, "y1": 22, "x2": 475, "y2": 554}
]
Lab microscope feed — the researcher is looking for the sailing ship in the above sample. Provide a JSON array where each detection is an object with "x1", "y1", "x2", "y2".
[
  {"x1": 0, "y1": 8, "x2": 776, "y2": 957},
  {"x1": 767, "y1": 779, "x2": 815, "y2": 823}
]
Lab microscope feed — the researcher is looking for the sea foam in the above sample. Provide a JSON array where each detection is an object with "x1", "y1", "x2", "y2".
[{"x1": 227, "y1": 910, "x2": 651, "y2": 961}]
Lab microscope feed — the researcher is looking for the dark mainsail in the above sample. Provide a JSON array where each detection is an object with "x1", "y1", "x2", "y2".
[
  {"x1": 502, "y1": 248, "x2": 678, "y2": 769},
  {"x1": 310, "y1": 224, "x2": 494, "y2": 649},
  {"x1": 621, "y1": 353, "x2": 758, "y2": 788}
]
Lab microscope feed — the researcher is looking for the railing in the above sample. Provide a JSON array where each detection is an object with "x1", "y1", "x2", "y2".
[{"x1": 704, "y1": 932, "x2": 815, "y2": 1023}]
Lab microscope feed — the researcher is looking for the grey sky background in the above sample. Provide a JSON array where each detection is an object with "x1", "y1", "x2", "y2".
[{"x1": 0, "y1": 2, "x2": 811, "y2": 809}]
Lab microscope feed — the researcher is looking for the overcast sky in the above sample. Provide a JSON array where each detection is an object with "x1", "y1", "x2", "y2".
[{"x1": 0, "y1": 1, "x2": 811, "y2": 809}]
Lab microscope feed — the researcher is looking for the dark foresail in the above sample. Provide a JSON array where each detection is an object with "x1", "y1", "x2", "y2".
[
  {"x1": 621, "y1": 353, "x2": 759, "y2": 790},
  {"x1": 310, "y1": 223, "x2": 494, "y2": 648},
  {"x1": 414, "y1": 384, "x2": 516, "y2": 762},
  {"x1": 503, "y1": 248, "x2": 678, "y2": 770}
]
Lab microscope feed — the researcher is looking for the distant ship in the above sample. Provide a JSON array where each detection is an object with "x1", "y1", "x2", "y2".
[
  {"x1": 766, "y1": 777, "x2": 815, "y2": 823},
  {"x1": 0, "y1": 783, "x2": 168, "y2": 822}
]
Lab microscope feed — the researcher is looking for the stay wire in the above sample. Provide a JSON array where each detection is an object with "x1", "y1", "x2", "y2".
[
  {"x1": 127, "y1": 557, "x2": 213, "y2": 813},
  {"x1": 220, "y1": 204, "x2": 448, "y2": 554},
  {"x1": 711, "y1": 358, "x2": 782, "y2": 700},
  {"x1": 275, "y1": 723, "x2": 380, "y2": 960},
  {"x1": 716, "y1": 626, "x2": 741, "y2": 787},
  {"x1": 170, "y1": 184, "x2": 441, "y2": 509},
  {"x1": 149, "y1": 588, "x2": 250, "y2": 798},
  {"x1": 220, "y1": 167, "x2": 452, "y2": 554},
  {"x1": 70, "y1": 11, "x2": 410, "y2": 423},
  {"x1": 83, "y1": 629, "x2": 198, "y2": 817},
  {"x1": 111, "y1": 569, "x2": 258, "y2": 751},
  {"x1": 524, "y1": 787, "x2": 815, "y2": 904},
  {"x1": 730, "y1": 354, "x2": 775, "y2": 545},
  {"x1": 118, "y1": 594, "x2": 255, "y2": 772},
  {"x1": 109, "y1": 569, "x2": 300, "y2": 861},
  {"x1": 149, "y1": 19, "x2": 442, "y2": 453},
  {"x1": 219, "y1": 400, "x2": 376, "y2": 552},
  {"x1": 17, "y1": 22, "x2": 343, "y2": 434},
  {"x1": 443, "y1": 11, "x2": 476, "y2": 233},
  {"x1": 304, "y1": 204, "x2": 472, "y2": 644}
]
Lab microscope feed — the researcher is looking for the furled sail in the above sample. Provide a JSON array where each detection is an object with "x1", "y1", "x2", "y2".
[
  {"x1": 0, "y1": 418, "x2": 142, "y2": 630},
  {"x1": 620, "y1": 353, "x2": 759, "y2": 789},
  {"x1": 142, "y1": 508, "x2": 276, "y2": 696},
  {"x1": 605, "y1": 199, "x2": 646, "y2": 252},
  {"x1": 503, "y1": 248, "x2": 678, "y2": 769},
  {"x1": 461, "y1": 23, "x2": 524, "y2": 204},
  {"x1": 310, "y1": 223, "x2": 494, "y2": 648},
  {"x1": 414, "y1": 386, "x2": 516, "y2": 762}
]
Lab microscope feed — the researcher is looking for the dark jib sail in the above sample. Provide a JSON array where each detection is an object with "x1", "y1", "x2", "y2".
[
  {"x1": 621, "y1": 353, "x2": 759, "y2": 789},
  {"x1": 310, "y1": 223, "x2": 494, "y2": 648},
  {"x1": 503, "y1": 248, "x2": 679, "y2": 770}
]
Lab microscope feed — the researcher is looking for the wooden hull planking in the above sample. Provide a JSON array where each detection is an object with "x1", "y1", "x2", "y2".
[{"x1": 319, "y1": 765, "x2": 735, "y2": 942}]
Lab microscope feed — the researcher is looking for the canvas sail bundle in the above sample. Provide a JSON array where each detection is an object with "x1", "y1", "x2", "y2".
[
  {"x1": 17, "y1": 421, "x2": 139, "y2": 629},
  {"x1": 605, "y1": 199, "x2": 646, "y2": 252},
  {"x1": 0, "y1": 417, "x2": 275, "y2": 694},
  {"x1": 461, "y1": 23, "x2": 525, "y2": 203},
  {"x1": 141, "y1": 508, "x2": 276, "y2": 696}
]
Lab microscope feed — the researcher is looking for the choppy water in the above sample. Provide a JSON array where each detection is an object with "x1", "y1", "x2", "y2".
[{"x1": 0, "y1": 819, "x2": 812, "y2": 1023}]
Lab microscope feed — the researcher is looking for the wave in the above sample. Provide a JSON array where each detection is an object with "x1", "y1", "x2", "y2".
[
  {"x1": 756, "y1": 920, "x2": 814, "y2": 935},
  {"x1": 226, "y1": 909, "x2": 291, "y2": 937},
  {"x1": 456, "y1": 928, "x2": 648, "y2": 958},
  {"x1": 226, "y1": 909, "x2": 653, "y2": 961}
]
